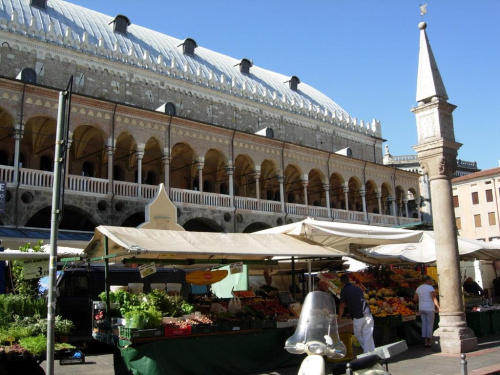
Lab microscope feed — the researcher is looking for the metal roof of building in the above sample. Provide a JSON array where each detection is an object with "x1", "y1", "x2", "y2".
[{"x1": 0, "y1": 0, "x2": 381, "y2": 133}]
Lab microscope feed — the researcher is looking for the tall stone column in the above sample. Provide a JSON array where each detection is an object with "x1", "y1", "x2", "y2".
[
  {"x1": 403, "y1": 198, "x2": 409, "y2": 218},
  {"x1": 391, "y1": 196, "x2": 397, "y2": 217},
  {"x1": 254, "y1": 166, "x2": 261, "y2": 200},
  {"x1": 13, "y1": 123, "x2": 24, "y2": 183},
  {"x1": 162, "y1": 147, "x2": 170, "y2": 191},
  {"x1": 342, "y1": 184, "x2": 349, "y2": 211},
  {"x1": 301, "y1": 174, "x2": 308, "y2": 206},
  {"x1": 226, "y1": 163, "x2": 234, "y2": 207},
  {"x1": 412, "y1": 20, "x2": 477, "y2": 353},
  {"x1": 360, "y1": 188, "x2": 367, "y2": 221},
  {"x1": 136, "y1": 147, "x2": 144, "y2": 198},
  {"x1": 106, "y1": 137, "x2": 115, "y2": 195},
  {"x1": 376, "y1": 192, "x2": 382, "y2": 216},
  {"x1": 323, "y1": 183, "x2": 332, "y2": 219},
  {"x1": 64, "y1": 133, "x2": 73, "y2": 189},
  {"x1": 278, "y1": 175, "x2": 285, "y2": 213},
  {"x1": 196, "y1": 156, "x2": 205, "y2": 193}
]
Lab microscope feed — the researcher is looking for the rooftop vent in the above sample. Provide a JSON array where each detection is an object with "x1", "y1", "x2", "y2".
[
  {"x1": 179, "y1": 38, "x2": 197, "y2": 56},
  {"x1": 156, "y1": 102, "x2": 176, "y2": 116},
  {"x1": 287, "y1": 76, "x2": 300, "y2": 91},
  {"x1": 254, "y1": 127, "x2": 274, "y2": 139},
  {"x1": 16, "y1": 68, "x2": 36, "y2": 84},
  {"x1": 111, "y1": 15, "x2": 131, "y2": 35},
  {"x1": 237, "y1": 58, "x2": 253, "y2": 75},
  {"x1": 30, "y1": 0, "x2": 47, "y2": 9}
]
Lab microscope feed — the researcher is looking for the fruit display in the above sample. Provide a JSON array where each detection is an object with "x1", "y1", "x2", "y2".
[{"x1": 319, "y1": 269, "x2": 419, "y2": 319}]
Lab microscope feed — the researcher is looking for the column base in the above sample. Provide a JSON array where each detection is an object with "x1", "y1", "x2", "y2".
[{"x1": 432, "y1": 326, "x2": 478, "y2": 354}]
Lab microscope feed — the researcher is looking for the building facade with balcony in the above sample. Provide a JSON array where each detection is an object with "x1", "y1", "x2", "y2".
[{"x1": 0, "y1": 0, "x2": 421, "y2": 234}]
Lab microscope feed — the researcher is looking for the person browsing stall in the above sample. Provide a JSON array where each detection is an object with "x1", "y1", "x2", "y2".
[
  {"x1": 413, "y1": 275, "x2": 440, "y2": 348},
  {"x1": 463, "y1": 277, "x2": 484, "y2": 296},
  {"x1": 337, "y1": 273, "x2": 375, "y2": 353}
]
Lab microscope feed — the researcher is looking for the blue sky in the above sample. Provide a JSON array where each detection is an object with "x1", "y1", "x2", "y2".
[{"x1": 68, "y1": 0, "x2": 500, "y2": 170}]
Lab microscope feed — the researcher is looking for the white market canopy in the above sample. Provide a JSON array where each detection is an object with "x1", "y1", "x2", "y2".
[
  {"x1": 256, "y1": 218, "x2": 424, "y2": 251},
  {"x1": 354, "y1": 231, "x2": 500, "y2": 264},
  {"x1": 83, "y1": 225, "x2": 349, "y2": 265},
  {"x1": 0, "y1": 245, "x2": 85, "y2": 261}
]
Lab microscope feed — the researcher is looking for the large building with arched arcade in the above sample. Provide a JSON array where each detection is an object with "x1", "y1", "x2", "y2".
[{"x1": 0, "y1": 0, "x2": 421, "y2": 236}]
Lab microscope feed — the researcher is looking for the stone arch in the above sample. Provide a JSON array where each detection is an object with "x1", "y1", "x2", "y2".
[
  {"x1": 170, "y1": 142, "x2": 196, "y2": 190},
  {"x1": 22, "y1": 115, "x2": 57, "y2": 169},
  {"x1": 114, "y1": 131, "x2": 139, "y2": 182},
  {"x1": 234, "y1": 154, "x2": 255, "y2": 197},
  {"x1": 183, "y1": 217, "x2": 225, "y2": 232},
  {"x1": 25, "y1": 204, "x2": 96, "y2": 231},
  {"x1": 121, "y1": 211, "x2": 146, "y2": 228},
  {"x1": 70, "y1": 124, "x2": 107, "y2": 178},
  {"x1": 364, "y1": 180, "x2": 379, "y2": 214},
  {"x1": 347, "y1": 176, "x2": 363, "y2": 212},
  {"x1": 329, "y1": 172, "x2": 345, "y2": 209},
  {"x1": 284, "y1": 164, "x2": 304, "y2": 204},
  {"x1": 143, "y1": 136, "x2": 163, "y2": 186},
  {"x1": 0, "y1": 106, "x2": 15, "y2": 165},
  {"x1": 308, "y1": 168, "x2": 326, "y2": 207},
  {"x1": 243, "y1": 222, "x2": 272, "y2": 233},
  {"x1": 380, "y1": 182, "x2": 393, "y2": 216},
  {"x1": 260, "y1": 159, "x2": 280, "y2": 201},
  {"x1": 202, "y1": 148, "x2": 228, "y2": 193}
]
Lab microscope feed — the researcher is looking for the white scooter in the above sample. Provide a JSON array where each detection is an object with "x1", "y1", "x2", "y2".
[{"x1": 285, "y1": 291, "x2": 399, "y2": 375}]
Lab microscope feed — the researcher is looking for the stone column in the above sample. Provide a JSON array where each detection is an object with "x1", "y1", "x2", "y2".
[
  {"x1": 13, "y1": 123, "x2": 24, "y2": 183},
  {"x1": 301, "y1": 174, "x2": 309, "y2": 207},
  {"x1": 106, "y1": 137, "x2": 114, "y2": 195},
  {"x1": 376, "y1": 192, "x2": 383, "y2": 215},
  {"x1": 403, "y1": 198, "x2": 409, "y2": 218},
  {"x1": 360, "y1": 188, "x2": 367, "y2": 221},
  {"x1": 391, "y1": 196, "x2": 397, "y2": 217},
  {"x1": 136, "y1": 147, "x2": 144, "y2": 198},
  {"x1": 254, "y1": 166, "x2": 261, "y2": 200},
  {"x1": 416, "y1": 197, "x2": 423, "y2": 221},
  {"x1": 278, "y1": 175, "x2": 285, "y2": 213},
  {"x1": 412, "y1": 21, "x2": 477, "y2": 354},
  {"x1": 226, "y1": 163, "x2": 234, "y2": 207},
  {"x1": 343, "y1": 184, "x2": 349, "y2": 211},
  {"x1": 64, "y1": 133, "x2": 73, "y2": 189},
  {"x1": 196, "y1": 156, "x2": 205, "y2": 193},
  {"x1": 323, "y1": 183, "x2": 332, "y2": 219},
  {"x1": 162, "y1": 147, "x2": 171, "y2": 191}
]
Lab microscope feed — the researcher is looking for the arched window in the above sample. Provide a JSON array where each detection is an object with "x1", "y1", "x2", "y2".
[{"x1": 220, "y1": 183, "x2": 228, "y2": 195}]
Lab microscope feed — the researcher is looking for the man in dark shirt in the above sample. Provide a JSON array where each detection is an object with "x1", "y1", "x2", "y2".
[{"x1": 337, "y1": 273, "x2": 375, "y2": 353}]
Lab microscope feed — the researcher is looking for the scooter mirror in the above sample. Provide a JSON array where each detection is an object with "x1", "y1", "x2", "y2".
[{"x1": 284, "y1": 291, "x2": 346, "y2": 359}]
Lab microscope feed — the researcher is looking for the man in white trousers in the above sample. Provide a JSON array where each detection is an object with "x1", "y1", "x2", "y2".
[{"x1": 337, "y1": 273, "x2": 375, "y2": 353}]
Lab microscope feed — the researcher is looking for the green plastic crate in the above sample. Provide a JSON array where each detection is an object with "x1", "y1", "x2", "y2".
[
  {"x1": 466, "y1": 311, "x2": 491, "y2": 337},
  {"x1": 119, "y1": 326, "x2": 163, "y2": 340}
]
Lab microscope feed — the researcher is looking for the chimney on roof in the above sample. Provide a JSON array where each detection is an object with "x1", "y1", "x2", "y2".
[
  {"x1": 287, "y1": 76, "x2": 300, "y2": 91},
  {"x1": 30, "y1": 0, "x2": 47, "y2": 9},
  {"x1": 180, "y1": 38, "x2": 197, "y2": 56},
  {"x1": 112, "y1": 15, "x2": 131, "y2": 35},
  {"x1": 238, "y1": 58, "x2": 252, "y2": 75}
]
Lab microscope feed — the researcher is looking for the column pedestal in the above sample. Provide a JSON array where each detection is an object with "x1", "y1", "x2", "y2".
[{"x1": 433, "y1": 313, "x2": 477, "y2": 353}]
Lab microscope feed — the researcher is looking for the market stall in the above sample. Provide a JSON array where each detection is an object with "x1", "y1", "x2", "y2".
[{"x1": 81, "y1": 221, "x2": 425, "y2": 375}]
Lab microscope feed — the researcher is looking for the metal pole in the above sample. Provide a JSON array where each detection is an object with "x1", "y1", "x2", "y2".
[
  {"x1": 461, "y1": 353, "x2": 468, "y2": 375},
  {"x1": 46, "y1": 90, "x2": 68, "y2": 375},
  {"x1": 104, "y1": 236, "x2": 111, "y2": 330}
]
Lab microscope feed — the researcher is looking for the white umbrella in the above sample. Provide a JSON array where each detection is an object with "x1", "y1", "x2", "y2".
[
  {"x1": 256, "y1": 218, "x2": 423, "y2": 252},
  {"x1": 354, "y1": 232, "x2": 500, "y2": 264}
]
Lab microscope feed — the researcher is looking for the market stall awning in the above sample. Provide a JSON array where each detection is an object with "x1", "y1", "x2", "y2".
[
  {"x1": 0, "y1": 245, "x2": 85, "y2": 261},
  {"x1": 354, "y1": 232, "x2": 500, "y2": 264},
  {"x1": 256, "y1": 218, "x2": 424, "y2": 251},
  {"x1": 83, "y1": 225, "x2": 349, "y2": 265}
]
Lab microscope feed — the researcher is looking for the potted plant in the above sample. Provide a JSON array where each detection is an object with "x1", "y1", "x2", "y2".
[{"x1": 54, "y1": 317, "x2": 74, "y2": 343}]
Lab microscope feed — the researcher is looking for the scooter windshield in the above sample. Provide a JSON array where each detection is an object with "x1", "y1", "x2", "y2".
[{"x1": 284, "y1": 291, "x2": 346, "y2": 359}]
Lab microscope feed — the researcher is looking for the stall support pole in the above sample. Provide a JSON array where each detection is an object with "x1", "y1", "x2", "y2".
[
  {"x1": 104, "y1": 236, "x2": 111, "y2": 329},
  {"x1": 307, "y1": 259, "x2": 312, "y2": 293}
]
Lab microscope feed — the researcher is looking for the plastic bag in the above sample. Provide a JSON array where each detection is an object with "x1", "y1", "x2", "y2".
[{"x1": 228, "y1": 296, "x2": 242, "y2": 313}]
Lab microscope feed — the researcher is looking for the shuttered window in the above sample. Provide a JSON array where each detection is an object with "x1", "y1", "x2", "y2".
[
  {"x1": 488, "y1": 212, "x2": 496, "y2": 226},
  {"x1": 486, "y1": 189, "x2": 493, "y2": 202},
  {"x1": 472, "y1": 192, "x2": 479, "y2": 205},
  {"x1": 453, "y1": 195, "x2": 459, "y2": 208},
  {"x1": 474, "y1": 214, "x2": 482, "y2": 228}
]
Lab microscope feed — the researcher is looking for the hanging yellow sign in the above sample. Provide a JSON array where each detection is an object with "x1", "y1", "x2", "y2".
[{"x1": 186, "y1": 270, "x2": 228, "y2": 285}]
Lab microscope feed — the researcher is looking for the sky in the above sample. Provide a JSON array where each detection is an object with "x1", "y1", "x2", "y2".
[{"x1": 67, "y1": 0, "x2": 500, "y2": 170}]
